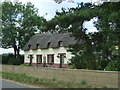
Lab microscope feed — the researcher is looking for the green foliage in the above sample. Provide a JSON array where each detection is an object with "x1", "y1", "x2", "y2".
[
  {"x1": 2, "y1": 54, "x2": 14, "y2": 64},
  {"x1": 70, "y1": 55, "x2": 84, "y2": 69},
  {"x1": 94, "y1": 2, "x2": 120, "y2": 71},
  {"x1": 52, "y1": 77, "x2": 56, "y2": 82},
  {"x1": 69, "y1": 46, "x2": 98, "y2": 69},
  {"x1": 47, "y1": 2, "x2": 120, "y2": 71},
  {"x1": 2, "y1": 54, "x2": 24, "y2": 65},
  {"x1": 43, "y1": 62, "x2": 47, "y2": 67},
  {"x1": 105, "y1": 58, "x2": 120, "y2": 71},
  {"x1": 20, "y1": 64, "x2": 30, "y2": 66},
  {"x1": 70, "y1": 64, "x2": 76, "y2": 69},
  {"x1": 17, "y1": 55, "x2": 24, "y2": 64},
  {"x1": 2, "y1": 2, "x2": 46, "y2": 57},
  {"x1": 102, "y1": 86, "x2": 107, "y2": 88},
  {"x1": 80, "y1": 80, "x2": 87, "y2": 86},
  {"x1": 0, "y1": 3, "x2": 2, "y2": 19},
  {"x1": 46, "y1": 2, "x2": 100, "y2": 70},
  {"x1": 7, "y1": 58, "x2": 21, "y2": 65}
]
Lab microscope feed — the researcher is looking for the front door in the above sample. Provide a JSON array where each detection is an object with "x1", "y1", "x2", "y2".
[
  {"x1": 60, "y1": 54, "x2": 64, "y2": 68},
  {"x1": 29, "y1": 55, "x2": 33, "y2": 66}
]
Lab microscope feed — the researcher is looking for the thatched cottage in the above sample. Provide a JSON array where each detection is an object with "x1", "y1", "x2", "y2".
[{"x1": 23, "y1": 33, "x2": 76, "y2": 68}]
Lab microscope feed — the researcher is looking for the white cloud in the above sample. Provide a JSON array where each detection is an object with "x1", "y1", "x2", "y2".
[
  {"x1": 0, "y1": 48, "x2": 24, "y2": 54},
  {"x1": 84, "y1": 19, "x2": 98, "y2": 33},
  {"x1": 0, "y1": 48, "x2": 14, "y2": 54},
  {"x1": 87, "y1": 28, "x2": 98, "y2": 33}
]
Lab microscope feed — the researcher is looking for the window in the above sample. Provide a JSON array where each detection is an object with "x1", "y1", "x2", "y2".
[
  {"x1": 47, "y1": 54, "x2": 54, "y2": 64},
  {"x1": 28, "y1": 45, "x2": 31, "y2": 50},
  {"x1": 58, "y1": 41, "x2": 63, "y2": 47},
  {"x1": 47, "y1": 42, "x2": 51, "y2": 48},
  {"x1": 36, "y1": 43, "x2": 39, "y2": 49},
  {"x1": 36, "y1": 55, "x2": 42, "y2": 64}
]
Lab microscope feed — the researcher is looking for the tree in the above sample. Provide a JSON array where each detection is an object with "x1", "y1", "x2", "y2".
[
  {"x1": 2, "y1": 2, "x2": 46, "y2": 57},
  {"x1": 69, "y1": 2, "x2": 120, "y2": 70},
  {"x1": 46, "y1": 3, "x2": 99, "y2": 69},
  {"x1": 0, "y1": 3, "x2": 2, "y2": 48},
  {"x1": 46, "y1": 2, "x2": 120, "y2": 70},
  {"x1": 93, "y1": 2, "x2": 120, "y2": 70}
]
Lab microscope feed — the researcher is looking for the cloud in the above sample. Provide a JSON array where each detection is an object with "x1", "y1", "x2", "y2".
[
  {"x1": 0, "y1": 48, "x2": 24, "y2": 54},
  {"x1": 87, "y1": 28, "x2": 98, "y2": 32},
  {"x1": 0, "y1": 48, "x2": 14, "y2": 54},
  {"x1": 84, "y1": 19, "x2": 98, "y2": 33}
]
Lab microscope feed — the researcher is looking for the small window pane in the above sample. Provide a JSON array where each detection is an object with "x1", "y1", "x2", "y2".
[
  {"x1": 36, "y1": 55, "x2": 42, "y2": 63},
  {"x1": 47, "y1": 55, "x2": 54, "y2": 64},
  {"x1": 28, "y1": 45, "x2": 31, "y2": 50},
  {"x1": 47, "y1": 42, "x2": 51, "y2": 48},
  {"x1": 58, "y1": 41, "x2": 63, "y2": 47},
  {"x1": 36, "y1": 44, "x2": 39, "y2": 49}
]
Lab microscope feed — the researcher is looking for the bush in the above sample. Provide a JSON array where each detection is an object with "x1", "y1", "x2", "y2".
[
  {"x1": 70, "y1": 64, "x2": 76, "y2": 69},
  {"x1": 105, "y1": 59, "x2": 120, "y2": 71},
  {"x1": 17, "y1": 55, "x2": 24, "y2": 64},
  {"x1": 69, "y1": 53, "x2": 97, "y2": 70},
  {"x1": 2, "y1": 55, "x2": 8, "y2": 64},
  {"x1": 2, "y1": 54, "x2": 24, "y2": 65},
  {"x1": 7, "y1": 58, "x2": 21, "y2": 65},
  {"x1": 20, "y1": 64, "x2": 30, "y2": 66},
  {"x1": 2, "y1": 54, "x2": 14, "y2": 64},
  {"x1": 43, "y1": 62, "x2": 46, "y2": 67},
  {"x1": 80, "y1": 80, "x2": 87, "y2": 86}
]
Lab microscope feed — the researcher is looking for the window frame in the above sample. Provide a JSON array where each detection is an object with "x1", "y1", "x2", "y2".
[
  {"x1": 47, "y1": 42, "x2": 51, "y2": 48},
  {"x1": 47, "y1": 54, "x2": 54, "y2": 64},
  {"x1": 36, "y1": 43, "x2": 39, "y2": 49},
  {"x1": 58, "y1": 41, "x2": 63, "y2": 47},
  {"x1": 28, "y1": 45, "x2": 31, "y2": 50},
  {"x1": 36, "y1": 54, "x2": 42, "y2": 64}
]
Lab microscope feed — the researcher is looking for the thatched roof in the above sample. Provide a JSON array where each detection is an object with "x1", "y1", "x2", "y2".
[{"x1": 23, "y1": 33, "x2": 77, "y2": 51}]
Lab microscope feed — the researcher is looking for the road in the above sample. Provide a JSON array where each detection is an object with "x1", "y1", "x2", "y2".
[{"x1": 1, "y1": 79, "x2": 30, "y2": 88}]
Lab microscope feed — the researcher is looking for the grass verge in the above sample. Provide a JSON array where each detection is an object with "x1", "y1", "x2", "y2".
[{"x1": 1, "y1": 72, "x2": 91, "y2": 88}]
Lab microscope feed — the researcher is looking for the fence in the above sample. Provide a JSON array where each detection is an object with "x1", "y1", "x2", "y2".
[{"x1": 2, "y1": 65, "x2": 119, "y2": 88}]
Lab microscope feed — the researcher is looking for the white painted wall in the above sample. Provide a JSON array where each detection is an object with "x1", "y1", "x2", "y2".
[{"x1": 24, "y1": 47, "x2": 74, "y2": 64}]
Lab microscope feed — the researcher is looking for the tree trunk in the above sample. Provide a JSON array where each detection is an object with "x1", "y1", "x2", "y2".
[
  {"x1": 13, "y1": 47, "x2": 17, "y2": 58},
  {"x1": 17, "y1": 39, "x2": 21, "y2": 57},
  {"x1": 17, "y1": 46, "x2": 20, "y2": 57}
]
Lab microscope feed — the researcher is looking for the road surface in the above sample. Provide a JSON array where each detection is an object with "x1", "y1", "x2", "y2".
[{"x1": 2, "y1": 79, "x2": 30, "y2": 88}]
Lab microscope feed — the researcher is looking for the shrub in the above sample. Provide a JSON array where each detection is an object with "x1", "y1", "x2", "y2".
[
  {"x1": 52, "y1": 77, "x2": 56, "y2": 82},
  {"x1": 17, "y1": 55, "x2": 24, "y2": 64},
  {"x1": 7, "y1": 58, "x2": 21, "y2": 65},
  {"x1": 2, "y1": 54, "x2": 8, "y2": 64},
  {"x1": 2, "y1": 53, "x2": 14, "y2": 64},
  {"x1": 102, "y1": 86, "x2": 107, "y2": 88},
  {"x1": 2, "y1": 54, "x2": 24, "y2": 65},
  {"x1": 43, "y1": 62, "x2": 46, "y2": 67},
  {"x1": 80, "y1": 80, "x2": 87, "y2": 86},
  {"x1": 20, "y1": 64, "x2": 30, "y2": 66},
  {"x1": 105, "y1": 59, "x2": 120, "y2": 71},
  {"x1": 70, "y1": 64, "x2": 76, "y2": 69}
]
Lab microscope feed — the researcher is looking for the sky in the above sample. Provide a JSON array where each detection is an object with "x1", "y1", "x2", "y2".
[{"x1": 1, "y1": 0, "x2": 98, "y2": 54}]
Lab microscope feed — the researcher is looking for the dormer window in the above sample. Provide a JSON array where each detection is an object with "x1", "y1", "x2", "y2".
[
  {"x1": 58, "y1": 41, "x2": 63, "y2": 47},
  {"x1": 47, "y1": 42, "x2": 51, "y2": 48},
  {"x1": 28, "y1": 45, "x2": 31, "y2": 50},
  {"x1": 36, "y1": 43, "x2": 39, "y2": 49}
]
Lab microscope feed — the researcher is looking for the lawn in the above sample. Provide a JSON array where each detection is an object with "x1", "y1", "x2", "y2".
[{"x1": 1, "y1": 72, "x2": 91, "y2": 88}]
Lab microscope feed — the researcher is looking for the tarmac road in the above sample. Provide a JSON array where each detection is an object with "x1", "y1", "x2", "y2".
[{"x1": 1, "y1": 79, "x2": 30, "y2": 88}]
